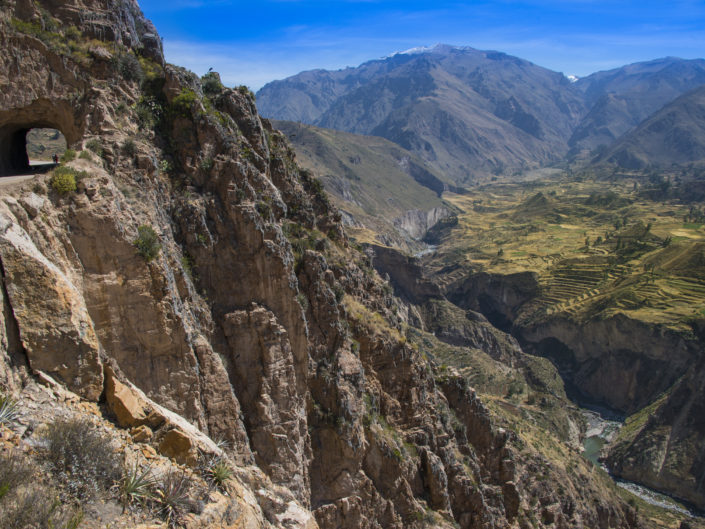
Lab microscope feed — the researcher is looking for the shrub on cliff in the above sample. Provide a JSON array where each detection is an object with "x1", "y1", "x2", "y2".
[
  {"x1": 60, "y1": 149, "x2": 76, "y2": 163},
  {"x1": 44, "y1": 417, "x2": 122, "y2": 500},
  {"x1": 122, "y1": 139, "x2": 137, "y2": 157},
  {"x1": 237, "y1": 85, "x2": 255, "y2": 98},
  {"x1": 116, "y1": 52, "x2": 144, "y2": 83},
  {"x1": 0, "y1": 450, "x2": 84, "y2": 529},
  {"x1": 134, "y1": 225, "x2": 161, "y2": 262},
  {"x1": 202, "y1": 71, "x2": 224, "y2": 97},
  {"x1": 171, "y1": 88, "x2": 198, "y2": 117},
  {"x1": 50, "y1": 166, "x2": 77, "y2": 194},
  {"x1": 85, "y1": 138, "x2": 103, "y2": 156}
]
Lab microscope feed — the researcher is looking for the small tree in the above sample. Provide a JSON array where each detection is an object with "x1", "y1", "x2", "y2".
[
  {"x1": 50, "y1": 166, "x2": 77, "y2": 194},
  {"x1": 134, "y1": 225, "x2": 161, "y2": 262},
  {"x1": 202, "y1": 71, "x2": 224, "y2": 97},
  {"x1": 116, "y1": 52, "x2": 144, "y2": 83}
]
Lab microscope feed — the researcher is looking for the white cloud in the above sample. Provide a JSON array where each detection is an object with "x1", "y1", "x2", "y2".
[
  {"x1": 163, "y1": 41, "x2": 288, "y2": 89},
  {"x1": 163, "y1": 37, "x2": 414, "y2": 90}
]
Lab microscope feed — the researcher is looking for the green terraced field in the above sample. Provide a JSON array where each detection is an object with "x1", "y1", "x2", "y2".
[{"x1": 427, "y1": 172, "x2": 705, "y2": 329}]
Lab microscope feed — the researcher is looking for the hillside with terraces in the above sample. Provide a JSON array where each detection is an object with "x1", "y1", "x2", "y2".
[
  {"x1": 428, "y1": 172, "x2": 705, "y2": 331},
  {"x1": 528, "y1": 255, "x2": 705, "y2": 327}
]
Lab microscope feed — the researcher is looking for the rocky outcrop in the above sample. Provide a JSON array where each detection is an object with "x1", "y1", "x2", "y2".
[
  {"x1": 222, "y1": 304, "x2": 310, "y2": 503},
  {"x1": 516, "y1": 313, "x2": 701, "y2": 414},
  {"x1": 104, "y1": 364, "x2": 224, "y2": 466},
  {"x1": 448, "y1": 271, "x2": 541, "y2": 331},
  {"x1": 0, "y1": 200, "x2": 103, "y2": 400},
  {"x1": 420, "y1": 298, "x2": 523, "y2": 366},
  {"x1": 393, "y1": 206, "x2": 452, "y2": 240},
  {"x1": 368, "y1": 243, "x2": 441, "y2": 304}
]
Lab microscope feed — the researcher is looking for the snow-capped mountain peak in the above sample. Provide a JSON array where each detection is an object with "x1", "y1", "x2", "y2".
[{"x1": 385, "y1": 44, "x2": 472, "y2": 59}]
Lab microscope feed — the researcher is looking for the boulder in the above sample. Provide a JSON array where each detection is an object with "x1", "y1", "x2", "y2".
[
  {"x1": 103, "y1": 366, "x2": 222, "y2": 466},
  {"x1": 105, "y1": 366, "x2": 150, "y2": 427},
  {"x1": 0, "y1": 206, "x2": 103, "y2": 400},
  {"x1": 159, "y1": 428, "x2": 198, "y2": 466}
]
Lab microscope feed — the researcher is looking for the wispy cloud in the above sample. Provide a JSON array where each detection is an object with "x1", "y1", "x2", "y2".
[
  {"x1": 164, "y1": 39, "x2": 390, "y2": 89},
  {"x1": 143, "y1": 0, "x2": 705, "y2": 86}
]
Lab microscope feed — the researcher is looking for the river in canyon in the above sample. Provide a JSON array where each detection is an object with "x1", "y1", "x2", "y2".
[{"x1": 580, "y1": 408, "x2": 698, "y2": 517}]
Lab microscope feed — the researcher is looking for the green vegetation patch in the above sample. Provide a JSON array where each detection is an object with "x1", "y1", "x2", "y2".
[
  {"x1": 134, "y1": 225, "x2": 161, "y2": 262},
  {"x1": 171, "y1": 88, "x2": 198, "y2": 117},
  {"x1": 10, "y1": 16, "x2": 114, "y2": 67},
  {"x1": 613, "y1": 391, "x2": 670, "y2": 446},
  {"x1": 60, "y1": 148, "x2": 76, "y2": 163},
  {"x1": 50, "y1": 166, "x2": 89, "y2": 194}
]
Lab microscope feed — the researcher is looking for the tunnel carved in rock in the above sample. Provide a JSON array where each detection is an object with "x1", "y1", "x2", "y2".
[{"x1": 0, "y1": 99, "x2": 81, "y2": 176}]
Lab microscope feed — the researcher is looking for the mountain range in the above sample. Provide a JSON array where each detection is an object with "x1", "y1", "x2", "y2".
[{"x1": 257, "y1": 46, "x2": 705, "y2": 182}]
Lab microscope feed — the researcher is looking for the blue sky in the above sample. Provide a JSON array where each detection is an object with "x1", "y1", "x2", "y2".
[{"x1": 138, "y1": 1, "x2": 705, "y2": 91}]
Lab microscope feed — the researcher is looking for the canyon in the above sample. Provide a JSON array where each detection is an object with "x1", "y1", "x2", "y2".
[{"x1": 0, "y1": 1, "x2": 702, "y2": 528}]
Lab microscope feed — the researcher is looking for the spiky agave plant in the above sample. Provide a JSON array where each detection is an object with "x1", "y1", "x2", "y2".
[
  {"x1": 154, "y1": 471, "x2": 192, "y2": 527},
  {"x1": 119, "y1": 463, "x2": 156, "y2": 510},
  {"x1": 0, "y1": 394, "x2": 19, "y2": 427},
  {"x1": 197, "y1": 445, "x2": 234, "y2": 492},
  {"x1": 207, "y1": 458, "x2": 233, "y2": 491}
]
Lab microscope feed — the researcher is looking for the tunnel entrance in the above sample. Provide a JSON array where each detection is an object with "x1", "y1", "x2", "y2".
[
  {"x1": 0, "y1": 100, "x2": 81, "y2": 177},
  {"x1": 0, "y1": 127, "x2": 66, "y2": 177}
]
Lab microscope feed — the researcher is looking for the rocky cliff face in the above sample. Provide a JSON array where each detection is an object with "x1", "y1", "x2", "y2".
[
  {"x1": 447, "y1": 271, "x2": 541, "y2": 332},
  {"x1": 0, "y1": 1, "x2": 645, "y2": 528},
  {"x1": 512, "y1": 303, "x2": 705, "y2": 510},
  {"x1": 606, "y1": 357, "x2": 705, "y2": 510},
  {"x1": 516, "y1": 314, "x2": 700, "y2": 413}
]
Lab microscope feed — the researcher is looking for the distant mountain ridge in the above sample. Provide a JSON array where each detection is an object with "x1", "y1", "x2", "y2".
[
  {"x1": 257, "y1": 46, "x2": 705, "y2": 179},
  {"x1": 259, "y1": 45, "x2": 585, "y2": 183},
  {"x1": 570, "y1": 57, "x2": 705, "y2": 153},
  {"x1": 597, "y1": 84, "x2": 705, "y2": 169}
]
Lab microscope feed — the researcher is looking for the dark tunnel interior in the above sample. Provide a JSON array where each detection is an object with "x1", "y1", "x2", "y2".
[{"x1": 0, "y1": 125, "x2": 67, "y2": 176}]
